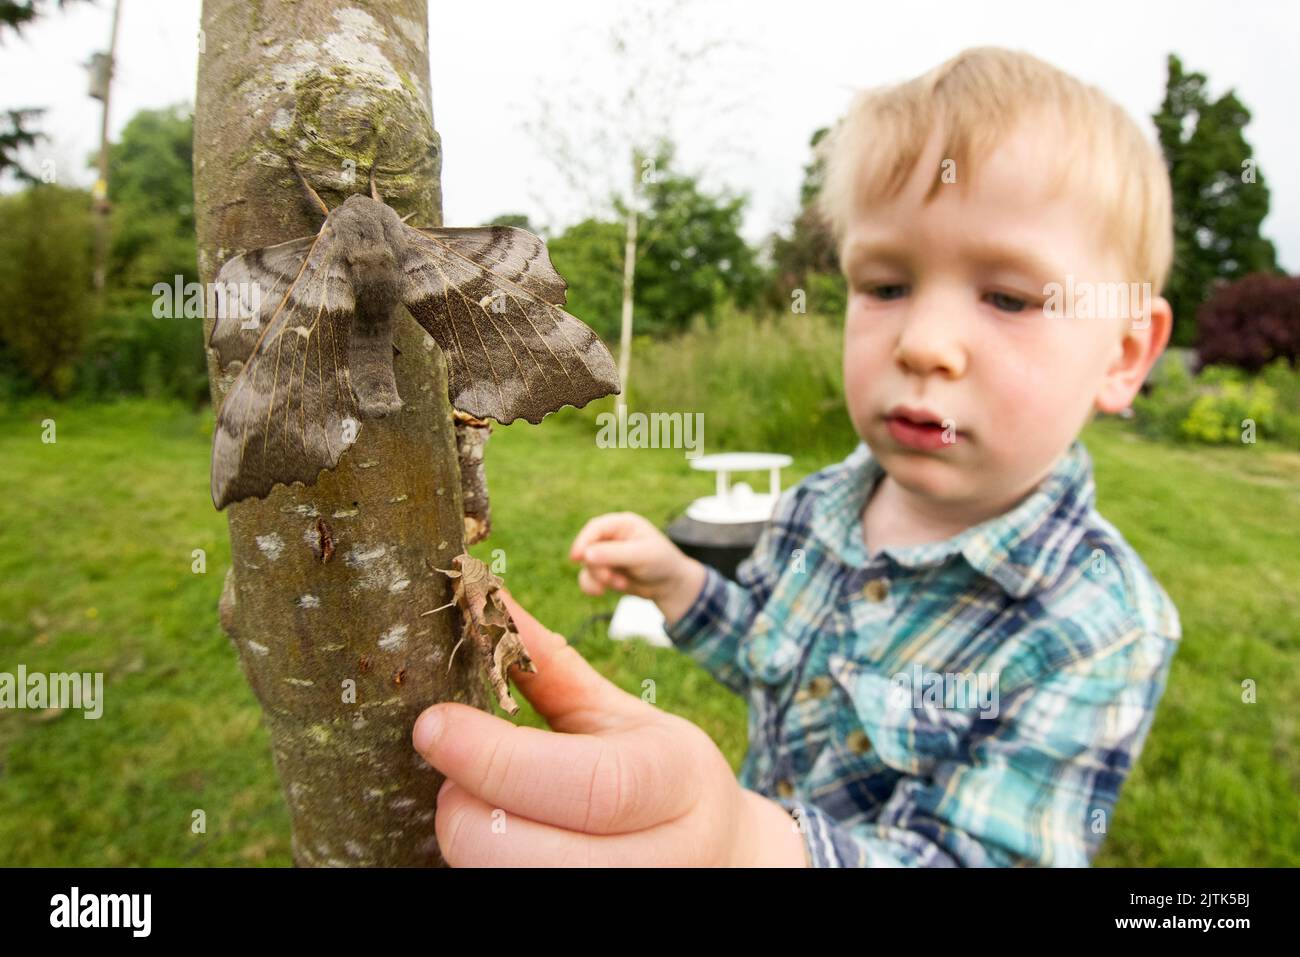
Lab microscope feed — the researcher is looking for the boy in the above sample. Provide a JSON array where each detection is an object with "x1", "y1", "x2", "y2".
[{"x1": 414, "y1": 46, "x2": 1180, "y2": 867}]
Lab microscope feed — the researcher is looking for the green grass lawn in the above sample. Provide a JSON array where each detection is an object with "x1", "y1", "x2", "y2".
[{"x1": 0, "y1": 398, "x2": 1296, "y2": 865}]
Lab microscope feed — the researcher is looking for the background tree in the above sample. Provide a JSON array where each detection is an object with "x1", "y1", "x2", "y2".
[
  {"x1": 195, "y1": 0, "x2": 480, "y2": 867},
  {"x1": 544, "y1": 218, "x2": 624, "y2": 343},
  {"x1": 0, "y1": 184, "x2": 95, "y2": 394},
  {"x1": 488, "y1": 212, "x2": 534, "y2": 232},
  {"x1": 1154, "y1": 53, "x2": 1279, "y2": 346},
  {"x1": 1194, "y1": 271, "x2": 1300, "y2": 372},
  {"x1": 0, "y1": 104, "x2": 209, "y2": 402},
  {"x1": 76, "y1": 104, "x2": 208, "y2": 401},
  {"x1": 547, "y1": 143, "x2": 763, "y2": 342},
  {"x1": 106, "y1": 104, "x2": 196, "y2": 288},
  {"x1": 522, "y1": 0, "x2": 753, "y2": 409},
  {"x1": 0, "y1": 0, "x2": 91, "y2": 181},
  {"x1": 0, "y1": 108, "x2": 44, "y2": 184},
  {"x1": 0, "y1": 1, "x2": 84, "y2": 35},
  {"x1": 767, "y1": 126, "x2": 845, "y2": 318},
  {"x1": 618, "y1": 143, "x2": 762, "y2": 337}
]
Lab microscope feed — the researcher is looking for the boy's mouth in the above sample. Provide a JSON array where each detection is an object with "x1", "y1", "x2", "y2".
[{"x1": 883, "y1": 405, "x2": 962, "y2": 451}]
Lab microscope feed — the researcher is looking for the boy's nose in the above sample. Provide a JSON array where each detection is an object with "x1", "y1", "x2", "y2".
[{"x1": 893, "y1": 312, "x2": 968, "y2": 379}]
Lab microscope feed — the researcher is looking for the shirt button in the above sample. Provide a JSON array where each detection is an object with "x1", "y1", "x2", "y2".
[
  {"x1": 794, "y1": 675, "x2": 832, "y2": 703},
  {"x1": 846, "y1": 729, "x2": 873, "y2": 754},
  {"x1": 862, "y1": 579, "x2": 889, "y2": 602},
  {"x1": 775, "y1": 778, "x2": 795, "y2": 799}
]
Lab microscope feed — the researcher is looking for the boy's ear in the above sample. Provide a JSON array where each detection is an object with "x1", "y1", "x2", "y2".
[{"x1": 1094, "y1": 295, "x2": 1174, "y2": 414}]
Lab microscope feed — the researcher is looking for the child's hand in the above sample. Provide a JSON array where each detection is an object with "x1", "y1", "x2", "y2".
[
  {"x1": 412, "y1": 589, "x2": 806, "y2": 867},
  {"x1": 569, "y1": 512, "x2": 707, "y2": 626}
]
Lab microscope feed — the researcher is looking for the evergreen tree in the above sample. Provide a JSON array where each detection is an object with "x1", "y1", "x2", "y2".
[{"x1": 1153, "y1": 54, "x2": 1279, "y2": 346}]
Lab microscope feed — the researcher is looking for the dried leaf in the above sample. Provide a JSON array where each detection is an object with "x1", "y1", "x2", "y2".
[{"x1": 431, "y1": 553, "x2": 536, "y2": 715}]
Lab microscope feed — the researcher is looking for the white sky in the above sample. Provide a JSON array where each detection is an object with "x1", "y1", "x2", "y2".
[{"x1": 0, "y1": 0, "x2": 1295, "y2": 269}]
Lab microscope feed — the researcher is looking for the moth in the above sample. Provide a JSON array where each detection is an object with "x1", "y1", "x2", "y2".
[
  {"x1": 208, "y1": 164, "x2": 620, "y2": 510},
  {"x1": 423, "y1": 552, "x2": 535, "y2": 716}
]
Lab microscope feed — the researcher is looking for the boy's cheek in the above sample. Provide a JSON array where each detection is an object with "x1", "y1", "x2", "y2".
[
  {"x1": 843, "y1": 332, "x2": 884, "y2": 398},
  {"x1": 993, "y1": 345, "x2": 1096, "y2": 425},
  {"x1": 842, "y1": 361, "x2": 880, "y2": 436}
]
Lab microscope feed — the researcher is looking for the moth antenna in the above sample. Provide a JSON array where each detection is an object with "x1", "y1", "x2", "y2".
[
  {"x1": 370, "y1": 163, "x2": 381, "y2": 202},
  {"x1": 399, "y1": 211, "x2": 418, "y2": 224},
  {"x1": 420, "y1": 599, "x2": 456, "y2": 617},
  {"x1": 287, "y1": 156, "x2": 330, "y2": 219},
  {"x1": 445, "y1": 635, "x2": 466, "y2": 674}
]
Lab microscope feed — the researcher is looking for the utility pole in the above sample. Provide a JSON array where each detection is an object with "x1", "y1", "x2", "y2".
[{"x1": 88, "y1": 0, "x2": 122, "y2": 294}]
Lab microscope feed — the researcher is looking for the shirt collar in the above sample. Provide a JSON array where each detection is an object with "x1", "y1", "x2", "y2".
[{"x1": 809, "y1": 438, "x2": 1096, "y2": 598}]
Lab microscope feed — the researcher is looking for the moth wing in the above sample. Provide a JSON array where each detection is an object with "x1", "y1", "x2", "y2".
[
  {"x1": 400, "y1": 225, "x2": 620, "y2": 425},
  {"x1": 209, "y1": 235, "x2": 318, "y2": 369},
  {"x1": 411, "y1": 226, "x2": 569, "y2": 305},
  {"x1": 210, "y1": 230, "x2": 360, "y2": 510}
]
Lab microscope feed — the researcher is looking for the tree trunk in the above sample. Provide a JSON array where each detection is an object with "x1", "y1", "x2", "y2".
[{"x1": 194, "y1": 0, "x2": 486, "y2": 867}]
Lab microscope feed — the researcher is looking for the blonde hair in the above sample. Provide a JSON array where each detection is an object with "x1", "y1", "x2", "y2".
[{"x1": 817, "y1": 47, "x2": 1173, "y2": 293}]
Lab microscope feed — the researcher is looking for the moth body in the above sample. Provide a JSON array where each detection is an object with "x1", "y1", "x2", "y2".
[
  {"x1": 332, "y1": 194, "x2": 407, "y2": 322},
  {"x1": 331, "y1": 196, "x2": 407, "y2": 417}
]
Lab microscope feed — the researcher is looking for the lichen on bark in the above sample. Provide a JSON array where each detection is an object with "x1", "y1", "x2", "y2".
[{"x1": 195, "y1": 0, "x2": 485, "y2": 867}]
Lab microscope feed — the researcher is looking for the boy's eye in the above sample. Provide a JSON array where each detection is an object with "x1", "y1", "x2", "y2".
[
  {"x1": 863, "y1": 283, "x2": 909, "y2": 301},
  {"x1": 985, "y1": 291, "x2": 1028, "y2": 313}
]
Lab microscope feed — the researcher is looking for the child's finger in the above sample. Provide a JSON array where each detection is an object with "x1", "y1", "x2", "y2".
[
  {"x1": 570, "y1": 512, "x2": 639, "y2": 560},
  {"x1": 582, "y1": 539, "x2": 647, "y2": 570},
  {"x1": 568, "y1": 515, "x2": 617, "y2": 560},
  {"x1": 596, "y1": 567, "x2": 634, "y2": 593},
  {"x1": 434, "y1": 777, "x2": 706, "y2": 867},
  {"x1": 590, "y1": 565, "x2": 628, "y2": 589},
  {"x1": 578, "y1": 566, "x2": 605, "y2": 595},
  {"x1": 434, "y1": 781, "x2": 607, "y2": 866}
]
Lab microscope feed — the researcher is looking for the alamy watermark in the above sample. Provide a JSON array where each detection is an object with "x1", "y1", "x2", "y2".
[
  {"x1": 0, "y1": 666, "x2": 103, "y2": 719},
  {"x1": 152, "y1": 275, "x2": 262, "y2": 326},
  {"x1": 1042, "y1": 275, "x2": 1151, "y2": 329},
  {"x1": 889, "y1": 663, "x2": 1000, "y2": 719},
  {"x1": 50, "y1": 887, "x2": 150, "y2": 936},
  {"x1": 595, "y1": 407, "x2": 704, "y2": 458}
]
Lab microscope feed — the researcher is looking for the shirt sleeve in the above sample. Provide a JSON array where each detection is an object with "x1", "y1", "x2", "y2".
[
  {"x1": 773, "y1": 622, "x2": 1179, "y2": 867},
  {"x1": 661, "y1": 490, "x2": 793, "y2": 697}
]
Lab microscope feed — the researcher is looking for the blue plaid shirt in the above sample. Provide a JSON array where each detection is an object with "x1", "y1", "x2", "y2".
[{"x1": 665, "y1": 438, "x2": 1181, "y2": 867}]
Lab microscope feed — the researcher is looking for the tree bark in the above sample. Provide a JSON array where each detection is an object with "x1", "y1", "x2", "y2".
[
  {"x1": 194, "y1": 0, "x2": 485, "y2": 867},
  {"x1": 453, "y1": 410, "x2": 492, "y2": 546}
]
